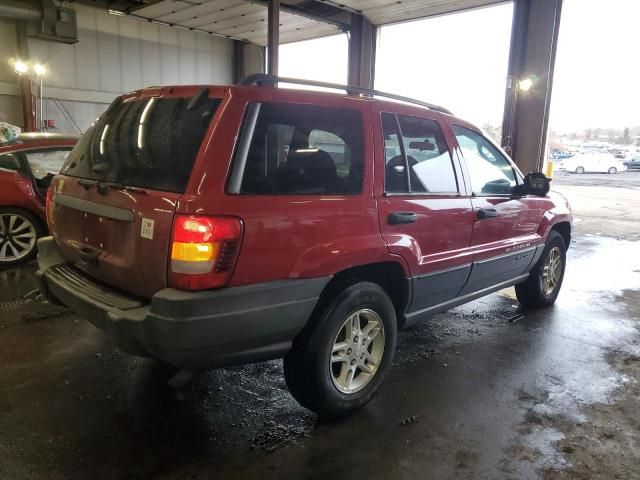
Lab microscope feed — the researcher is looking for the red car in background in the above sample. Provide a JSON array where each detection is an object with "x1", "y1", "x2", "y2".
[{"x1": 0, "y1": 133, "x2": 78, "y2": 265}]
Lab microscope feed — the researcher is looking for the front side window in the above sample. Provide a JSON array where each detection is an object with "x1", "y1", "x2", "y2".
[
  {"x1": 25, "y1": 149, "x2": 71, "y2": 180},
  {"x1": 382, "y1": 112, "x2": 458, "y2": 193},
  {"x1": 452, "y1": 125, "x2": 516, "y2": 195},
  {"x1": 237, "y1": 103, "x2": 364, "y2": 195}
]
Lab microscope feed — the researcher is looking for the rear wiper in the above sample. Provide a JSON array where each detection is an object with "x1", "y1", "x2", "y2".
[
  {"x1": 96, "y1": 181, "x2": 147, "y2": 195},
  {"x1": 91, "y1": 162, "x2": 111, "y2": 174}
]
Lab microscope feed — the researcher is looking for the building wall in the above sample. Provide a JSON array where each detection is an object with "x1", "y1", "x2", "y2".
[
  {"x1": 0, "y1": 19, "x2": 24, "y2": 127},
  {"x1": 1, "y1": 3, "x2": 234, "y2": 134}
]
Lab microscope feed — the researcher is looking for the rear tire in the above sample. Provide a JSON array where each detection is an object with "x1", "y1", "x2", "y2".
[
  {"x1": 575, "y1": 166, "x2": 585, "y2": 174},
  {"x1": 283, "y1": 281, "x2": 397, "y2": 419},
  {"x1": 608, "y1": 167, "x2": 617, "y2": 174},
  {"x1": 515, "y1": 230, "x2": 566, "y2": 308},
  {"x1": 0, "y1": 208, "x2": 43, "y2": 266}
]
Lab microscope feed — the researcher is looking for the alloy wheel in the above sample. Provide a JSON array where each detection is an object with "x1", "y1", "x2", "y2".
[
  {"x1": 541, "y1": 246, "x2": 563, "y2": 296},
  {"x1": 0, "y1": 213, "x2": 37, "y2": 263},
  {"x1": 330, "y1": 308, "x2": 385, "y2": 394}
]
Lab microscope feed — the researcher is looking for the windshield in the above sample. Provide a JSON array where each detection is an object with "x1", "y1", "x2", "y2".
[{"x1": 62, "y1": 93, "x2": 220, "y2": 193}]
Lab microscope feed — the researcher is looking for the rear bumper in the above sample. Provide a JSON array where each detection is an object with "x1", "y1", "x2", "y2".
[{"x1": 36, "y1": 237, "x2": 329, "y2": 369}]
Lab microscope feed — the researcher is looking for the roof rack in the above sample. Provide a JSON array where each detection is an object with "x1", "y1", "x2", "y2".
[{"x1": 239, "y1": 74, "x2": 453, "y2": 115}]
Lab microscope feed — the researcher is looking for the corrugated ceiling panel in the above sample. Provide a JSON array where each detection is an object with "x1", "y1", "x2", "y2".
[
  {"x1": 134, "y1": 0, "x2": 193, "y2": 18},
  {"x1": 279, "y1": 24, "x2": 342, "y2": 44},
  {"x1": 156, "y1": 0, "x2": 245, "y2": 24},
  {"x1": 130, "y1": 0, "x2": 340, "y2": 44},
  {"x1": 129, "y1": 0, "x2": 505, "y2": 45},
  {"x1": 338, "y1": 0, "x2": 508, "y2": 24},
  {"x1": 195, "y1": 10, "x2": 266, "y2": 31},
  {"x1": 174, "y1": 3, "x2": 262, "y2": 29},
  {"x1": 242, "y1": 12, "x2": 341, "y2": 45}
]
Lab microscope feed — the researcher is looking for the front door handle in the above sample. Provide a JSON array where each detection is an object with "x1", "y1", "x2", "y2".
[
  {"x1": 388, "y1": 211, "x2": 418, "y2": 225},
  {"x1": 477, "y1": 208, "x2": 498, "y2": 220}
]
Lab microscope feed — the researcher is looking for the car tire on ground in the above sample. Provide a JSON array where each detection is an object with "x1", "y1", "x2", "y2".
[
  {"x1": 575, "y1": 166, "x2": 585, "y2": 174},
  {"x1": 0, "y1": 207, "x2": 43, "y2": 266},
  {"x1": 283, "y1": 281, "x2": 397, "y2": 419},
  {"x1": 515, "y1": 230, "x2": 566, "y2": 308},
  {"x1": 608, "y1": 167, "x2": 617, "y2": 174}
]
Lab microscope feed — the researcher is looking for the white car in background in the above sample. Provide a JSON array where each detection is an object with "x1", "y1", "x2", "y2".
[{"x1": 557, "y1": 153, "x2": 627, "y2": 174}]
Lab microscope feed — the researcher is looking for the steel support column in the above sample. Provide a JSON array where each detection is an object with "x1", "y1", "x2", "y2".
[
  {"x1": 232, "y1": 40, "x2": 245, "y2": 84},
  {"x1": 347, "y1": 13, "x2": 376, "y2": 89},
  {"x1": 16, "y1": 21, "x2": 35, "y2": 132},
  {"x1": 267, "y1": 0, "x2": 279, "y2": 76},
  {"x1": 501, "y1": 0, "x2": 563, "y2": 173}
]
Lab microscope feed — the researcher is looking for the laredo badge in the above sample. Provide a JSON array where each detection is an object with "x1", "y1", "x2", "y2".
[{"x1": 141, "y1": 218, "x2": 155, "y2": 239}]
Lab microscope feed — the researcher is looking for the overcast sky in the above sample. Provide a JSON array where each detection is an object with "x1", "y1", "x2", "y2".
[
  {"x1": 280, "y1": 0, "x2": 640, "y2": 133},
  {"x1": 550, "y1": 0, "x2": 640, "y2": 132}
]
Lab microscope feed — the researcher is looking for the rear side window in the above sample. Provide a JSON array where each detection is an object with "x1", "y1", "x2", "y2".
[
  {"x1": 0, "y1": 153, "x2": 21, "y2": 171},
  {"x1": 382, "y1": 112, "x2": 458, "y2": 193},
  {"x1": 232, "y1": 103, "x2": 364, "y2": 195},
  {"x1": 63, "y1": 93, "x2": 220, "y2": 193},
  {"x1": 25, "y1": 149, "x2": 71, "y2": 179}
]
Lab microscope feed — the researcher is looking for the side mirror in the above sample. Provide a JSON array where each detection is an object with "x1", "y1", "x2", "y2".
[{"x1": 511, "y1": 172, "x2": 550, "y2": 197}]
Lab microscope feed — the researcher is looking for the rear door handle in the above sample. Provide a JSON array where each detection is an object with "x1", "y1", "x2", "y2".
[
  {"x1": 388, "y1": 211, "x2": 418, "y2": 225},
  {"x1": 476, "y1": 208, "x2": 498, "y2": 220}
]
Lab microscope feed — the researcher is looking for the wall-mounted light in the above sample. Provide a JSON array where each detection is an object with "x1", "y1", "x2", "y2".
[
  {"x1": 13, "y1": 59, "x2": 29, "y2": 75},
  {"x1": 518, "y1": 77, "x2": 533, "y2": 92},
  {"x1": 11, "y1": 59, "x2": 49, "y2": 131},
  {"x1": 34, "y1": 63, "x2": 47, "y2": 77}
]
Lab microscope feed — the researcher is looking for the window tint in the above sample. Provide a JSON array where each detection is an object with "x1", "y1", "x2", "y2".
[
  {"x1": 0, "y1": 153, "x2": 21, "y2": 171},
  {"x1": 382, "y1": 113, "x2": 458, "y2": 193},
  {"x1": 308, "y1": 130, "x2": 352, "y2": 178},
  {"x1": 453, "y1": 126, "x2": 516, "y2": 195},
  {"x1": 237, "y1": 103, "x2": 364, "y2": 195},
  {"x1": 381, "y1": 113, "x2": 406, "y2": 193},
  {"x1": 63, "y1": 94, "x2": 220, "y2": 193},
  {"x1": 25, "y1": 149, "x2": 71, "y2": 180}
]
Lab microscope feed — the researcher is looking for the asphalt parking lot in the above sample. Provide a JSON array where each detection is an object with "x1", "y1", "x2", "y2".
[
  {"x1": 553, "y1": 169, "x2": 640, "y2": 189},
  {"x1": 1, "y1": 175, "x2": 639, "y2": 480},
  {"x1": 553, "y1": 170, "x2": 640, "y2": 241}
]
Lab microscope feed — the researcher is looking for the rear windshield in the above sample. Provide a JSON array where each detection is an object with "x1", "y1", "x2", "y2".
[{"x1": 62, "y1": 93, "x2": 220, "y2": 193}]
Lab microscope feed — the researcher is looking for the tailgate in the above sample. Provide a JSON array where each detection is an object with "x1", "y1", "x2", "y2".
[
  {"x1": 48, "y1": 176, "x2": 179, "y2": 298},
  {"x1": 47, "y1": 88, "x2": 222, "y2": 298}
]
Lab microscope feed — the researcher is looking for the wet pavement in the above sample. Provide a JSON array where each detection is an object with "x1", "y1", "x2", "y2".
[{"x1": 1, "y1": 234, "x2": 639, "y2": 480}]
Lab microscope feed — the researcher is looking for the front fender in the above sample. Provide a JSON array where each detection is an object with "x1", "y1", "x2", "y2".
[{"x1": 536, "y1": 191, "x2": 573, "y2": 242}]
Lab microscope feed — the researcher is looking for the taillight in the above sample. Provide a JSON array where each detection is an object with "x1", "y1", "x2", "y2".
[
  {"x1": 168, "y1": 215, "x2": 242, "y2": 290},
  {"x1": 45, "y1": 183, "x2": 55, "y2": 228}
]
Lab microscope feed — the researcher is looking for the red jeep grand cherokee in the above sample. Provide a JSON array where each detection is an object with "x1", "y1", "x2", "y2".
[
  {"x1": 37, "y1": 76, "x2": 572, "y2": 418},
  {"x1": 0, "y1": 133, "x2": 78, "y2": 265}
]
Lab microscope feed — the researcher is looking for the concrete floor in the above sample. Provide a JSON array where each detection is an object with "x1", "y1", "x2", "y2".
[{"x1": 1, "y1": 180, "x2": 639, "y2": 479}]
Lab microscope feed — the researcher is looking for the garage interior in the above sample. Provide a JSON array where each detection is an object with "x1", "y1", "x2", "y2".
[{"x1": 1, "y1": 0, "x2": 639, "y2": 479}]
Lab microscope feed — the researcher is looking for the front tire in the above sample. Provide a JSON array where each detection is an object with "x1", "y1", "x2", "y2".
[
  {"x1": 608, "y1": 167, "x2": 617, "y2": 174},
  {"x1": 575, "y1": 166, "x2": 585, "y2": 174},
  {"x1": 515, "y1": 230, "x2": 566, "y2": 308},
  {"x1": 283, "y1": 281, "x2": 397, "y2": 419}
]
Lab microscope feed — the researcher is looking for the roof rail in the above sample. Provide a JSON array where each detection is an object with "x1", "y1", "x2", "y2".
[{"x1": 239, "y1": 74, "x2": 453, "y2": 115}]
